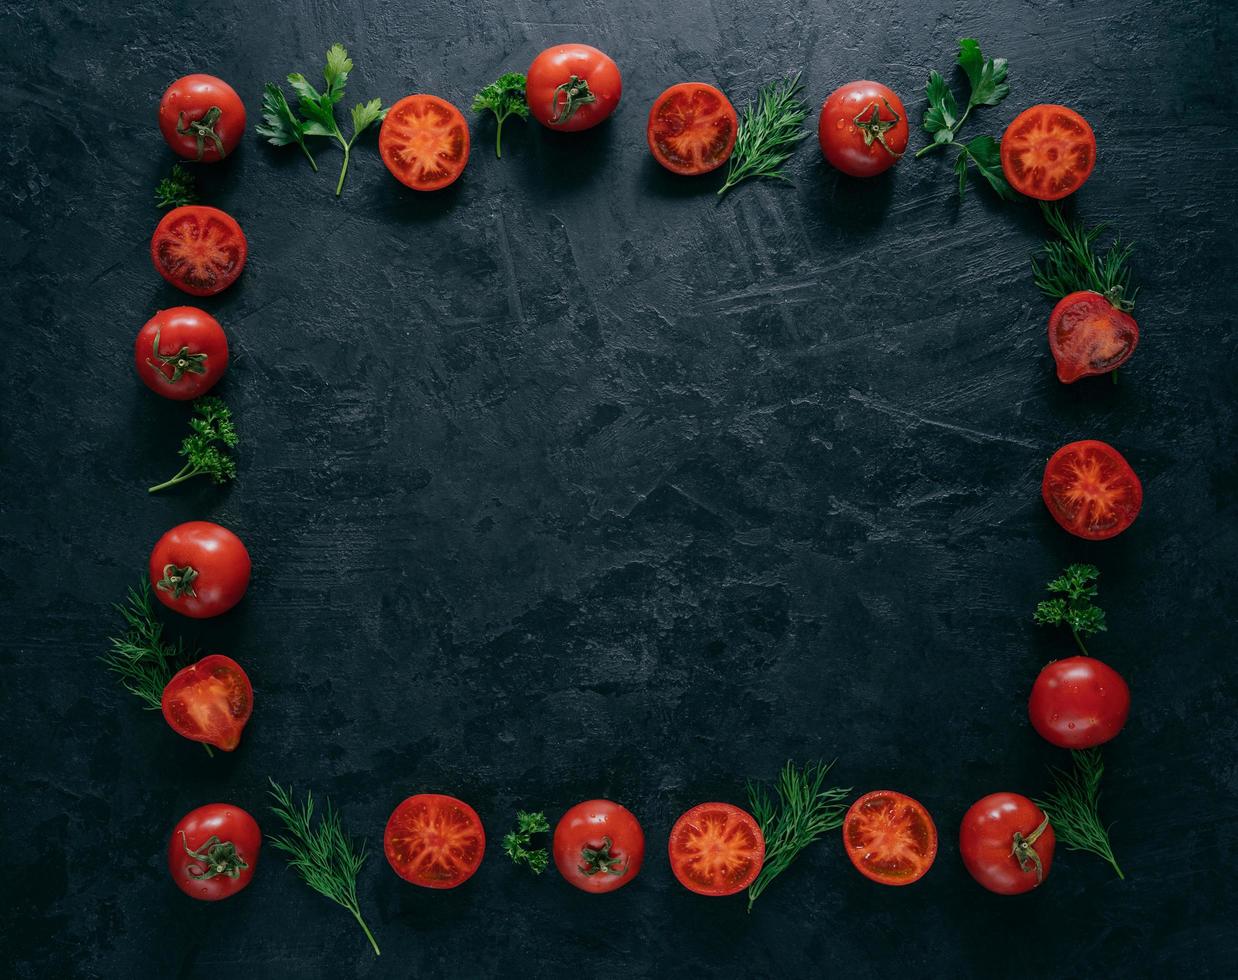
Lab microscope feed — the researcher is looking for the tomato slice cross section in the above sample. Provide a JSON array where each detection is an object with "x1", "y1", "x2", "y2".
[
  {"x1": 150, "y1": 206, "x2": 248, "y2": 296},
  {"x1": 1041, "y1": 439, "x2": 1143, "y2": 540},
  {"x1": 843, "y1": 790, "x2": 938, "y2": 885},
  {"x1": 1048, "y1": 291, "x2": 1139, "y2": 383},
  {"x1": 668, "y1": 802, "x2": 765, "y2": 896},
  {"x1": 161, "y1": 654, "x2": 253, "y2": 751},
  {"x1": 379, "y1": 95, "x2": 470, "y2": 191},
  {"x1": 384, "y1": 793, "x2": 485, "y2": 888},
  {"x1": 1001, "y1": 104, "x2": 1096, "y2": 200},
  {"x1": 647, "y1": 83, "x2": 738, "y2": 175}
]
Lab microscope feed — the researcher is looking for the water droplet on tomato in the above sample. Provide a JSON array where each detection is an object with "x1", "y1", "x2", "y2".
[{"x1": 1067, "y1": 722, "x2": 1076, "y2": 729}]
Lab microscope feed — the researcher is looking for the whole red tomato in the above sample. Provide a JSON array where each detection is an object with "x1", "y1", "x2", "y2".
[
  {"x1": 1029, "y1": 656, "x2": 1130, "y2": 749},
  {"x1": 134, "y1": 307, "x2": 228, "y2": 400},
  {"x1": 158, "y1": 74, "x2": 246, "y2": 162},
  {"x1": 959, "y1": 793, "x2": 1054, "y2": 895},
  {"x1": 162, "y1": 654, "x2": 253, "y2": 751},
  {"x1": 526, "y1": 44, "x2": 622, "y2": 132},
  {"x1": 553, "y1": 799, "x2": 644, "y2": 893},
  {"x1": 149, "y1": 521, "x2": 251, "y2": 619},
  {"x1": 818, "y1": 81, "x2": 908, "y2": 177},
  {"x1": 168, "y1": 803, "x2": 261, "y2": 901}
]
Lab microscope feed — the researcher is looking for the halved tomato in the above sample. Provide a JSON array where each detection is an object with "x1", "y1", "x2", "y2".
[
  {"x1": 1042, "y1": 439, "x2": 1142, "y2": 540},
  {"x1": 379, "y1": 95, "x2": 470, "y2": 191},
  {"x1": 384, "y1": 793, "x2": 485, "y2": 888},
  {"x1": 1001, "y1": 104, "x2": 1096, "y2": 200},
  {"x1": 150, "y1": 206, "x2": 247, "y2": 296},
  {"x1": 161, "y1": 654, "x2": 253, "y2": 751},
  {"x1": 668, "y1": 802, "x2": 765, "y2": 896},
  {"x1": 647, "y1": 83, "x2": 738, "y2": 176},
  {"x1": 843, "y1": 790, "x2": 937, "y2": 886},
  {"x1": 1049, "y1": 291, "x2": 1139, "y2": 383}
]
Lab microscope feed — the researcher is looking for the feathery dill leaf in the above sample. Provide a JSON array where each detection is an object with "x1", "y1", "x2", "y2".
[
  {"x1": 148, "y1": 396, "x2": 238, "y2": 494},
  {"x1": 101, "y1": 577, "x2": 192, "y2": 709},
  {"x1": 502, "y1": 810, "x2": 550, "y2": 873},
  {"x1": 718, "y1": 73, "x2": 809, "y2": 197},
  {"x1": 1035, "y1": 748, "x2": 1124, "y2": 879},
  {"x1": 1033, "y1": 203, "x2": 1137, "y2": 311}
]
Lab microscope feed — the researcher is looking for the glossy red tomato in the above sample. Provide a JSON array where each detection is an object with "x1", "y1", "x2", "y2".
[
  {"x1": 552, "y1": 799, "x2": 644, "y2": 893},
  {"x1": 526, "y1": 44, "x2": 622, "y2": 132},
  {"x1": 1042, "y1": 440, "x2": 1143, "y2": 540},
  {"x1": 158, "y1": 74, "x2": 246, "y2": 162},
  {"x1": 1029, "y1": 656, "x2": 1130, "y2": 749},
  {"x1": 149, "y1": 521, "x2": 251, "y2": 619},
  {"x1": 1049, "y1": 291, "x2": 1139, "y2": 383},
  {"x1": 169, "y1": 803, "x2": 261, "y2": 901},
  {"x1": 151, "y1": 205, "x2": 248, "y2": 296},
  {"x1": 1001, "y1": 104, "x2": 1096, "y2": 200},
  {"x1": 818, "y1": 81, "x2": 909, "y2": 178},
  {"x1": 843, "y1": 790, "x2": 938, "y2": 886},
  {"x1": 647, "y1": 83, "x2": 737, "y2": 175},
  {"x1": 161, "y1": 654, "x2": 253, "y2": 751},
  {"x1": 134, "y1": 307, "x2": 228, "y2": 400},
  {"x1": 668, "y1": 802, "x2": 765, "y2": 896},
  {"x1": 384, "y1": 794, "x2": 485, "y2": 888},
  {"x1": 959, "y1": 793, "x2": 1055, "y2": 895},
  {"x1": 379, "y1": 95, "x2": 470, "y2": 191}
]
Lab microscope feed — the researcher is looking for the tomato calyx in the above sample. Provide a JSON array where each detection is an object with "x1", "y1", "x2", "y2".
[
  {"x1": 853, "y1": 99, "x2": 904, "y2": 159},
  {"x1": 549, "y1": 75, "x2": 597, "y2": 125},
  {"x1": 577, "y1": 836, "x2": 627, "y2": 877},
  {"x1": 179, "y1": 831, "x2": 249, "y2": 880},
  {"x1": 176, "y1": 106, "x2": 227, "y2": 161},
  {"x1": 147, "y1": 328, "x2": 208, "y2": 384},
  {"x1": 1011, "y1": 814, "x2": 1051, "y2": 883},
  {"x1": 157, "y1": 562, "x2": 199, "y2": 599}
]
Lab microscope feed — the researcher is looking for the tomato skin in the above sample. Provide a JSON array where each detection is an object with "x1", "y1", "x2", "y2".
[
  {"x1": 1048, "y1": 291, "x2": 1139, "y2": 383},
  {"x1": 552, "y1": 800, "x2": 645, "y2": 893},
  {"x1": 843, "y1": 790, "x2": 938, "y2": 886},
  {"x1": 134, "y1": 307, "x2": 228, "y2": 400},
  {"x1": 818, "y1": 81, "x2": 909, "y2": 178},
  {"x1": 149, "y1": 521, "x2": 251, "y2": 619},
  {"x1": 151, "y1": 205, "x2": 248, "y2": 296},
  {"x1": 1029, "y1": 656, "x2": 1130, "y2": 749},
  {"x1": 668, "y1": 802, "x2": 765, "y2": 896},
  {"x1": 168, "y1": 803, "x2": 261, "y2": 901},
  {"x1": 647, "y1": 83, "x2": 738, "y2": 176},
  {"x1": 384, "y1": 794, "x2": 486, "y2": 888},
  {"x1": 161, "y1": 654, "x2": 253, "y2": 751},
  {"x1": 1042, "y1": 439, "x2": 1143, "y2": 541},
  {"x1": 526, "y1": 44, "x2": 622, "y2": 132},
  {"x1": 158, "y1": 74, "x2": 246, "y2": 162},
  {"x1": 1001, "y1": 104, "x2": 1096, "y2": 201},
  {"x1": 960, "y1": 793, "x2": 1055, "y2": 895},
  {"x1": 379, "y1": 95, "x2": 471, "y2": 191}
]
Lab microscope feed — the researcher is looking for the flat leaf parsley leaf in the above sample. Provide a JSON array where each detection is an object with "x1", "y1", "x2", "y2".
[
  {"x1": 473, "y1": 73, "x2": 529, "y2": 158},
  {"x1": 148, "y1": 396, "x2": 238, "y2": 494}
]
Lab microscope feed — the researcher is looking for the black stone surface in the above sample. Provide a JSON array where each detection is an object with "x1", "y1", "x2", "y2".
[{"x1": 3, "y1": 0, "x2": 1237, "y2": 976}]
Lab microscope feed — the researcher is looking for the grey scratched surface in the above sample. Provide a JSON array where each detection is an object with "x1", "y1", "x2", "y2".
[{"x1": 2, "y1": 0, "x2": 1237, "y2": 976}]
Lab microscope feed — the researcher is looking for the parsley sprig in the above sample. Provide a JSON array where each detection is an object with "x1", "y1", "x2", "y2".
[
  {"x1": 257, "y1": 44, "x2": 387, "y2": 196},
  {"x1": 148, "y1": 396, "x2": 238, "y2": 494},
  {"x1": 1033, "y1": 563, "x2": 1107, "y2": 655},
  {"x1": 101, "y1": 577, "x2": 191, "y2": 710},
  {"x1": 746, "y1": 760, "x2": 850, "y2": 911},
  {"x1": 155, "y1": 164, "x2": 197, "y2": 209},
  {"x1": 917, "y1": 38, "x2": 1013, "y2": 199},
  {"x1": 718, "y1": 73, "x2": 809, "y2": 197},
  {"x1": 473, "y1": 74, "x2": 529, "y2": 158},
  {"x1": 267, "y1": 780, "x2": 381, "y2": 956},
  {"x1": 1033, "y1": 203, "x2": 1137, "y2": 311},
  {"x1": 502, "y1": 810, "x2": 550, "y2": 873},
  {"x1": 1036, "y1": 748, "x2": 1124, "y2": 879}
]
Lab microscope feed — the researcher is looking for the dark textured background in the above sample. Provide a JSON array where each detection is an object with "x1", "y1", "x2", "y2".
[{"x1": 3, "y1": 0, "x2": 1237, "y2": 976}]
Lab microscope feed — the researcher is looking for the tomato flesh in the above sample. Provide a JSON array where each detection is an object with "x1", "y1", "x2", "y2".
[
  {"x1": 1049, "y1": 291, "x2": 1139, "y2": 383},
  {"x1": 668, "y1": 802, "x2": 764, "y2": 896},
  {"x1": 384, "y1": 793, "x2": 485, "y2": 888},
  {"x1": 1001, "y1": 104, "x2": 1096, "y2": 200},
  {"x1": 151, "y1": 206, "x2": 247, "y2": 296},
  {"x1": 843, "y1": 790, "x2": 937, "y2": 885},
  {"x1": 647, "y1": 83, "x2": 737, "y2": 175},
  {"x1": 1041, "y1": 439, "x2": 1142, "y2": 540},
  {"x1": 1029, "y1": 655, "x2": 1130, "y2": 749},
  {"x1": 162, "y1": 655, "x2": 252, "y2": 751},
  {"x1": 959, "y1": 793, "x2": 1055, "y2": 895},
  {"x1": 379, "y1": 95, "x2": 470, "y2": 191}
]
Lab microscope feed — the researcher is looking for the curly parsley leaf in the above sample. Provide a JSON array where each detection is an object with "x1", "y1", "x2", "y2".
[
  {"x1": 472, "y1": 73, "x2": 529, "y2": 158},
  {"x1": 154, "y1": 164, "x2": 198, "y2": 209},
  {"x1": 1033, "y1": 563, "x2": 1107, "y2": 654},
  {"x1": 148, "y1": 396, "x2": 238, "y2": 494},
  {"x1": 502, "y1": 810, "x2": 550, "y2": 874}
]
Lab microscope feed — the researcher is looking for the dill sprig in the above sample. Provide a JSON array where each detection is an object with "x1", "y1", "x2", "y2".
[
  {"x1": 267, "y1": 780, "x2": 381, "y2": 956},
  {"x1": 1035, "y1": 748, "x2": 1124, "y2": 880},
  {"x1": 155, "y1": 164, "x2": 198, "y2": 209},
  {"x1": 101, "y1": 577, "x2": 191, "y2": 710},
  {"x1": 746, "y1": 759, "x2": 850, "y2": 911},
  {"x1": 717, "y1": 73, "x2": 809, "y2": 197},
  {"x1": 148, "y1": 396, "x2": 238, "y2": 494},
  {"x1": 1033, "y1": 203, "x2": 1137, "y2": 311},
  {"x1": 502, "y1": 810, "x2": 550, "y2": 874},
  {"x1": 1033, "y1": 563, "x2": 1107, "y2": 655}
]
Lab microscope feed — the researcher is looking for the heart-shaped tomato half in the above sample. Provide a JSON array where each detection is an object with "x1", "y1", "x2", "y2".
[
  {"x1": 1049, "y1": 291, "x2": 1139, "y2": 383},
  {"x1": 161, "y1": 654, "x2": 253, "y2": 751}
]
